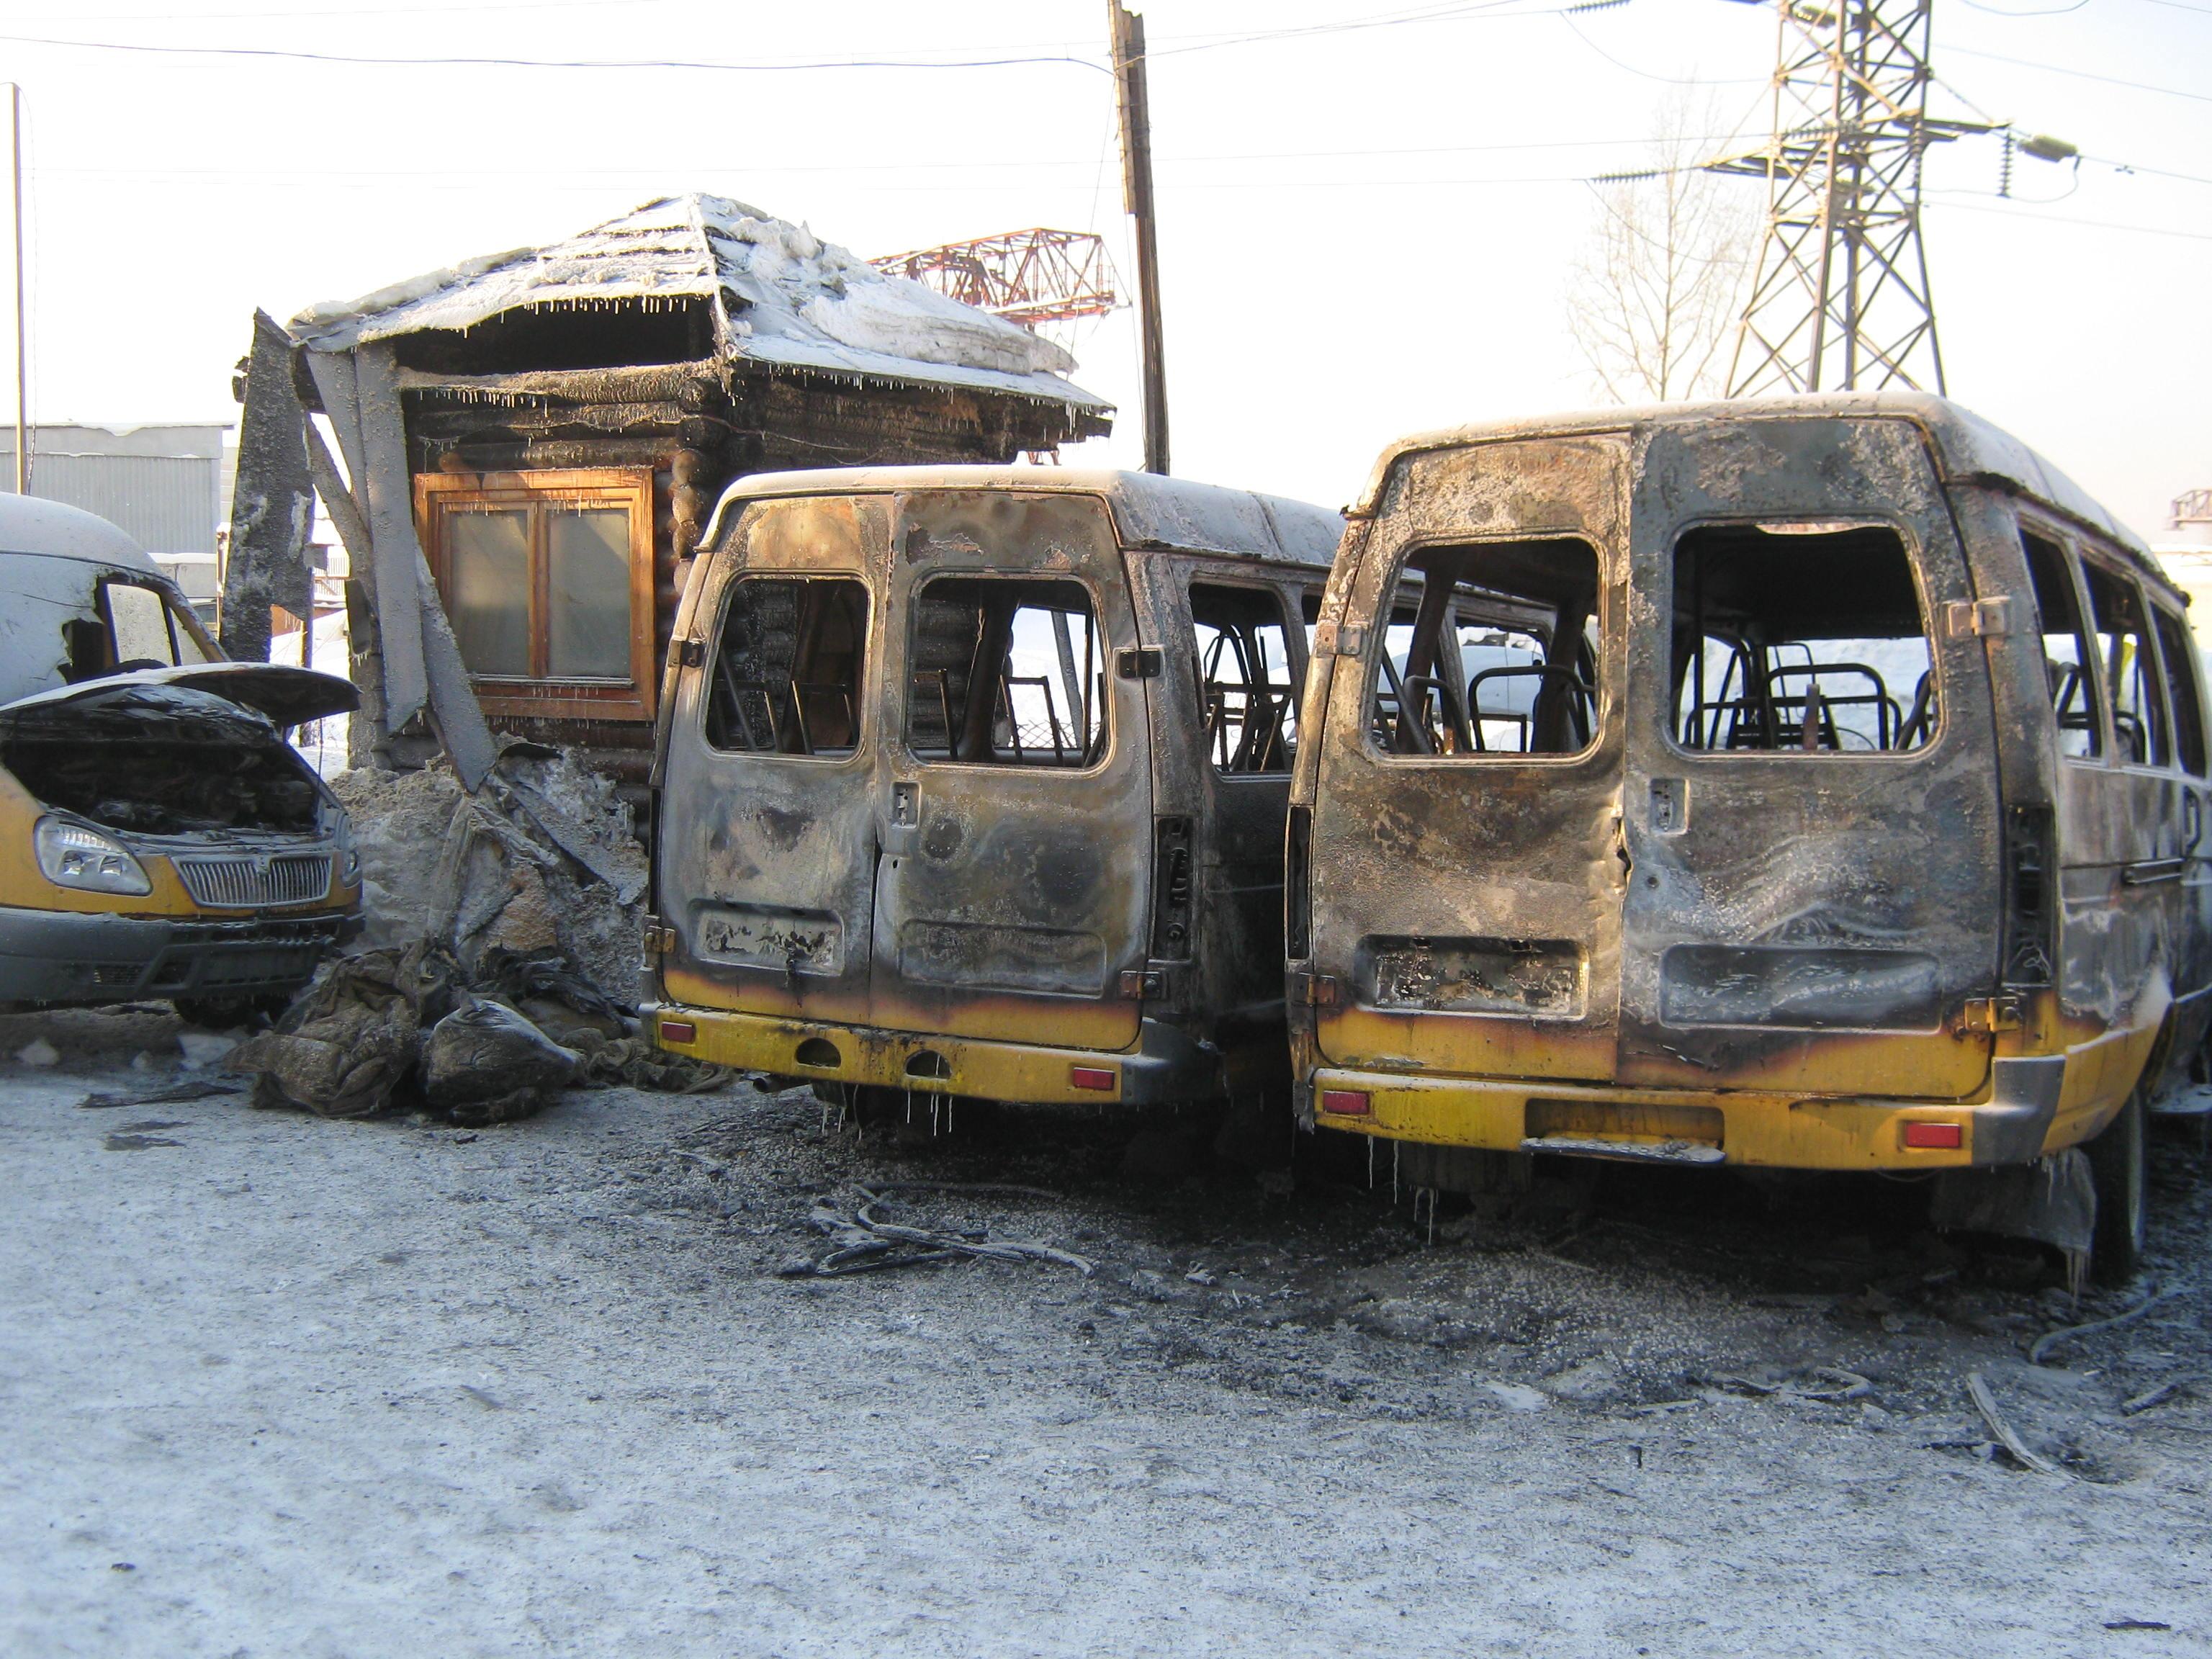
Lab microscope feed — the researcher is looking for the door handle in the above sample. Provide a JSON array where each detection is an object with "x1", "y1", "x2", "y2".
[
  {"x1": 881, "y1": 781, "x2": 922, "y2": 857},
  {"x1": 2123, "y1": 858, "x2": 2185, "y2": 887}
]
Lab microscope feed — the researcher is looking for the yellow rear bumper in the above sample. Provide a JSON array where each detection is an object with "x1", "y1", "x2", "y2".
[
  {"x1": 648, "y1": 1002, "x2": 1223, "y2": 1105},
  {"x1": 1307, "y1": 1055, "x2": 2081, "y2": 1171}
]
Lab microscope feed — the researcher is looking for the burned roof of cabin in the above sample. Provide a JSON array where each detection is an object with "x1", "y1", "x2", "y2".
[{"x1": 286, "y1": 192, "x2": 1112, "y2": 415}]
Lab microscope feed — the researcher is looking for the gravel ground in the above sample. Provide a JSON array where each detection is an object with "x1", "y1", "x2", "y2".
[{"x1": 3, "y1": 1005, "x2": 2208, "y2": 1657}]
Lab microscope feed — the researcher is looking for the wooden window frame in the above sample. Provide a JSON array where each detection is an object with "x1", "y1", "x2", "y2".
[{"x1": 415, "y1": 467, "x2": 657, "y2": 722}]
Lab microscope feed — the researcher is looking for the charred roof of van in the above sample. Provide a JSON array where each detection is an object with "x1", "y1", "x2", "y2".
[
  {"x1": 1350, "y1": 392, "x2": 2172, "y2": 597},
  {"x1": 0, "y1": 494, "x2": 163, "y2": 575},
  {"x1": 698, "y1": 466, "x2": 1344, "y2": 571}
]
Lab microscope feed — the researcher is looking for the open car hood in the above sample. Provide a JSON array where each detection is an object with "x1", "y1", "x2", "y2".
[{"x1": 0, "y1": 662, "x2": 359, "y2": 727}]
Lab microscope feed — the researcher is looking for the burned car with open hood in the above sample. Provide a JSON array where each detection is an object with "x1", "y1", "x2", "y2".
[{"x1": 0, "y1": 495, "x2": 361, "y2": 1022}]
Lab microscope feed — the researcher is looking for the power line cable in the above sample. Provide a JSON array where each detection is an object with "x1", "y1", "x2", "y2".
[
  {"x1": 1931, "y1": 199, "x2": 2212, "y2": 240},
  {"x1": 1948, "y1": 44, "x2": 2212, "y2": 102},
  {"x1": 0, "y1": 32, "x2": 1113, "y2": 75},
  {"x1": 0, "y1": 1, "x2": 1580, "y2": 76},
  {"x1": 1557, "y1": 14, "x2": 1766, "y2": 84}
]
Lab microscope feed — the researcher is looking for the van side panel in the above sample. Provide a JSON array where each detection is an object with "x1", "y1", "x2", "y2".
[
  {"x1": 1138, "y1": 554, "x2": 1312, "y2": 1075},
  {"x1": 1948, "y1": 490, "x2": 2147, "y2": 1148}
]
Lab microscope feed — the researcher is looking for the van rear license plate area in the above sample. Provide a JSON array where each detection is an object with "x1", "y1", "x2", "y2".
[
  {"x1": 1357, "y1": 936, "x2": 1584, "y2": 1017},
  {"x1": 1522, "y1": 1098, "x2": 1725, "y2": 1165}
]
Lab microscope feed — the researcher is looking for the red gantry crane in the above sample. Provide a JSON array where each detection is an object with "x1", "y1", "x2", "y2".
[{"x1": 871, "y1": 228, "x2": 1120, "y2": 331}]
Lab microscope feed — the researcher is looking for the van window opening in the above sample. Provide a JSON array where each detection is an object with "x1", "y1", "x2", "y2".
[
  {"x1": 2021, "y1": 530, "x2": 2100, "y2": 760},
  {"x1": 1369, "y1": 538, "x2": 1601, "y2": 758},
  {"x1": 66, "y1": 577, "x2": 215, "y2": 682},
  {"x1": 1672, "y1": 521, "x2": 1934, "y2": 755},
  {"x1": 1190, "y1": 583, "x2": 1298, "y2": 774},
  {"x1": 704, "y1": 576, "x2": 869, "y2": 758},
  {"x1": 2082, "y1": 562, "x2": 2170, "y2": 768},
  {"x1": 906, "y1": 576, "x2": 1104, "y2": 768},
  {"x1": 2152, "y1": 603, "x2": 2207, "y2": 776}
]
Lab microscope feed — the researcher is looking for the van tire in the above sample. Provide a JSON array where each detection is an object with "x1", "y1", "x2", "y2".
[
  {"x1": 2086, "y1": 1086, "x2": 2148, "y2": 1286},
  {"x1": 172, "y1": 992, "x2": 290, "y2": 1030}
]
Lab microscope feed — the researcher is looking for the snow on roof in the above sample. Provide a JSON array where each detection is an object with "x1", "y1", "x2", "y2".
[{"x1": 288, "y1": 193, "x2": 1111, "y2": 412}]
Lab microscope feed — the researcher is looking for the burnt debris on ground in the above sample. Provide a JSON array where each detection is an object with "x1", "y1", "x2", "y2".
[
  {"x1": 222, "y1": 750, "x2": 731, "y2": 1123},
  {"x1": 631, "y1": 1082, "x2": 2212, "y2": 1485}
]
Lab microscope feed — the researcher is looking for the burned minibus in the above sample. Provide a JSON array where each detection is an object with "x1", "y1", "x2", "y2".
[
  {"x1": 1288, "y1": 395, "x2": 2207, "y2": 1277},
  {"x1": 0, "y1": 495, "x2": 361, "y2": 1022},
  {"x1": 645, "y1": 467, "x2": 1340, "y2": 1112}
]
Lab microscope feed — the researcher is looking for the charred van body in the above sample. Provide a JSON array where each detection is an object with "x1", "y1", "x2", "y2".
[
  {"x1": 1290, "y1": 395, "x2": 2206, "y2": 1280},
  {"x1": 645, "y1": 467, "x2": 1339, "y2": 1112}
]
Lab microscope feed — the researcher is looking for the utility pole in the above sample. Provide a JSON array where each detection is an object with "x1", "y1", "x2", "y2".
[
  {"x1": 1721, "y1": 0, "x2": 1984, "y2": 396},
  {"x1": 9, "y1": 84, "x2": 24, "y2": 493},
  {"x1": 1108, "y1": 1, "x2": 1169, "y2": 475}
]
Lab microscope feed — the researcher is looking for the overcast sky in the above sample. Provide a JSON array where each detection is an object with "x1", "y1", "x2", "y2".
[{"x1": 0, "y1": 0, "x2": 2203, "y2": 534}]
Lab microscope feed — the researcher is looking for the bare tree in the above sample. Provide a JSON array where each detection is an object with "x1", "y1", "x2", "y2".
[{"x1": 1566, "y1": 97, "x2": 1756, "y2": 404}]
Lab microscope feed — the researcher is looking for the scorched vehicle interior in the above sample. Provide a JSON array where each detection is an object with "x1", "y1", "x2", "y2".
[
  {"x1": 646, "y1": 467, "x2": 1339, "y2": 1114},
  {"x1": 0, "y1": 495, "x2": 361, "y2": 1023},
  {"x1": 1289, "y1": 394, "x2": 2208, "y2": 1280}
]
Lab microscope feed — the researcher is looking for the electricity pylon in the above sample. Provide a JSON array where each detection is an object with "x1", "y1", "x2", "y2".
[{"x1": 1720, "y1": 0, "x2": 1986, "y2": 396}]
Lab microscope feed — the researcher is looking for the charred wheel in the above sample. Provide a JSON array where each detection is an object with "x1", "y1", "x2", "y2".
[{"x1": 173, "y1": 992, "x2": 292, "y2": 1031}]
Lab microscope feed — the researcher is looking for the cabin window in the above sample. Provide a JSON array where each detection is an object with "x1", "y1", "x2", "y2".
[
  {"x1": 704, "y1": 576, "x2": 869, "y2": 759},
  {"x1": 415, "y1": 469, "x2": 655, "y2": 721},
  {"x1": 2021, "y1": 529, "x2": 2100, "y2": 760},
  {"x1": 1190, "y1": 583, "x2": 1298, "y2": 774},
  {"x1": 905, "y1": 576, "x2": 1104, "y2": 768},
  {"x1": 93, "y1": 578, "x2": 215, "y2": 674},
  {"x1": 2152, "y1": 604, "x2": 2206, "y2": 777},
  {"x1": 1370, "y1": 538, "x2": 1602, "y2": 759},
  {"x1": 2082, "y1": 562, "x2": 2170, "y2": 768},
  {"x1": 1671, "y1": 521, "x2": 1934, "y2": 755}
]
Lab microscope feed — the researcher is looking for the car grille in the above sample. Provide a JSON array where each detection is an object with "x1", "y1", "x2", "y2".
[{"x1": 174, "y1": 852, "x2": 333, "y2": 910}]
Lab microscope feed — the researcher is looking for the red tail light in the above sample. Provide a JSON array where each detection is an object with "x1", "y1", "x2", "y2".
[
  {"x1": 1071, "y1": 1066, "x2": 1116, "y2": 1092},
  {"x1": 1901, "y1": 1120, "x2": 1961, "y2": 1149},
  {"x1": 1320, "y1": 1089, "x2": 1371, "y2": 1117},
  {"x1": 658, "y1": 1020, "x2": 697, "y2": 1044}
]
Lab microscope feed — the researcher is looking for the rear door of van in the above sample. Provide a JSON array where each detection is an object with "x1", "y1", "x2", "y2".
[
  {"x1": 1614, "y1": 417, "x2": 2000, "y2": 1100},
  {"x1": 867, "y1": 490, "x2": 1152, "y2": 1051},
  {"x1": 655, "y1": 495, "x2": 886, "y2": 1029},
  {"x1": 1308, "y1": 435, "x2": 1631, "y2": 1084}
]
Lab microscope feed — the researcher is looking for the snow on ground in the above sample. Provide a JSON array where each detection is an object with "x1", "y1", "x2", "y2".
[{"x1": 1, "y1": 1006, "x2": 2208, "y2": 1657}]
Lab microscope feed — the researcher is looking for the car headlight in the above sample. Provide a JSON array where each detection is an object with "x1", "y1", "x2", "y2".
[
  {"x1": 35, "y1": 817, "x2": 151, "y2": 896},
  {"x1": 331, "y1": 814, "x2": 361, "y2": 886}
]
